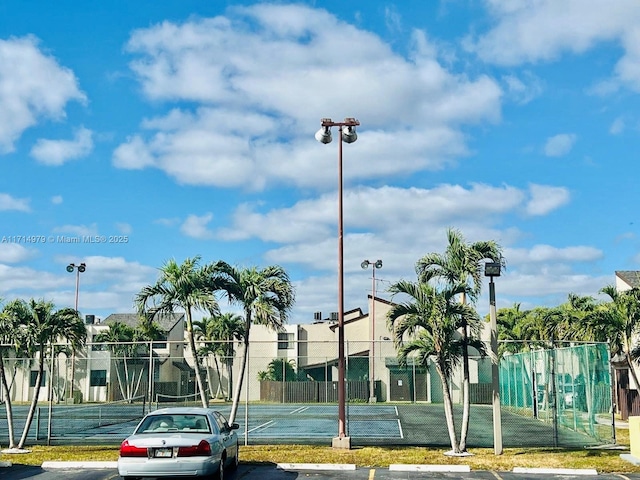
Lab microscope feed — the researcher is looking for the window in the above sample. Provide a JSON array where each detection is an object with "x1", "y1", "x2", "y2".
[
  {"x1": 277, "y1": 332, "x2": 294, "y2": 350},
  {"x1": 90, "y1": 369, "x2": 107, "y2": 387},
  {"x1": 30, "y1": 370, "x2": 46, "y2": 387}
]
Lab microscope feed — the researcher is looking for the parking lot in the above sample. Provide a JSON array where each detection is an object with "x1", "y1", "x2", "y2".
[{"x1": 5, "y1": 463, "x2": 640, "y2": 480}]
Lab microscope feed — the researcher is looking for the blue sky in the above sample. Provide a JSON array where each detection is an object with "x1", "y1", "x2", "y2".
[{"x1": 1, "y1": 0, "x2": 640, "y2": 324}]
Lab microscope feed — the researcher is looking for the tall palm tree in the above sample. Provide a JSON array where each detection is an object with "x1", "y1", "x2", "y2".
[
  {"x1": 415, "y1": 228, "x2": 503, "y2": 451},
  {"x1": 387, "y1": 279, "x2": 485, "y2": 454},
  {"x1": 209, "y1": 262, "x2": 294, "y2": 424},
  {"x1": 590, "y1": 286, "x2": 640, "y2": 393},
  {"x1": 3, "y1": 299, "x2": 85, "y2": 449},
  {"x1": 136, "y1": 257, "x2": 219, "y2": 408}
]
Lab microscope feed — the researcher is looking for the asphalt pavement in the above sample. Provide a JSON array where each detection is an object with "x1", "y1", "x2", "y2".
[{"x1": 4, "y1": 461, "x2": 640, "y2": 480}]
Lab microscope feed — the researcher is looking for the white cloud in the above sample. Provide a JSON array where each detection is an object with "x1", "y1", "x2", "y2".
[
  {"x1": 525, "y1": 184, "x2": 570, "y2": 216},
  {"x1": 0, "y1": 36, "x2": 86, "y2": 153},
  {"x1": 468, "y1": 0, "x2": 640, "y2": 91},
  {"x1": 219, "y1": 183, "x2": 524, "y2": 244},
  {"x1": 30, "y1": 127, "x2": 94, "y2": 165},
  {"x1": 0, "y1": 193, "x2": 30, "y2": 212},
  {"x1": 114, "y1": 4, "x2": 502, "y2": 189},
  {"x1": 181, "y1": 213, "x2": 214, "y2": 239},
  {"x1": 51, "y1": 195, "x2": 63, "y2": 205},
  {"x1": 0, "y1": 243, "x2": 35, "y2": 263},
  {"x1": 544, "y1": 133, "x2": 576, "y2": 157},
  {"x1": 506, "y1": 244, "x2": 603, "y2": 264}
]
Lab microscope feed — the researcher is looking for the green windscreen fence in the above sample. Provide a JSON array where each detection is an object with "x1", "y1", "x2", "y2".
[{"x1": 500, "y1": 343, "x2": 614, "y2": 446}]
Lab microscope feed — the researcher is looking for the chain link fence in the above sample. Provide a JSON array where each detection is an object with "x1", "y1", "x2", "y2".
[{"x1": 0, "y1": 340, "x2": 615, "y2": 447}]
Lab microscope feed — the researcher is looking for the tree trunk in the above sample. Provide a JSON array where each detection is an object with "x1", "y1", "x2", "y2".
[
  {"x1": 459, "y1": 324, "x2": 471, "y2": 452},
  {"x1": 0, "y1": 355, "x2": 16, "y2": 448},
  {"x1": 436, "y1": 363, "x2": 460, "y2": 453},
  {"x1": 459, "y1": 293, "x2": 471, "y2": 452},
  {"x1": 18, "y1": 352, "x2": 46, "y2": 449},
  {"x1": 229, "y1": 320, "x2": 250, "y2": 424},
  {"x1": 186, "y1": 309, "x2": 208, "y2": 408}
]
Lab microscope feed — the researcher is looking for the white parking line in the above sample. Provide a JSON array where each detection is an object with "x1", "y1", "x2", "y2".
[{"x1": 397, "y1": 419, "x2": 404, "y2": 439}]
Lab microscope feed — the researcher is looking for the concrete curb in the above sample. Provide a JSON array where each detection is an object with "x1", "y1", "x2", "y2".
[
  {"x1": 41, "y1": 461, "x2": 118, "y2": 469},
  {"x1": 276, "y1": 463, "x2": 356, "y2": 471},
  {"x1": 389, "y1": 464, "x2": 470, "y2": 472},
  {"x1": 512, "y1": 467, "x2": 598, "y2": 476}
]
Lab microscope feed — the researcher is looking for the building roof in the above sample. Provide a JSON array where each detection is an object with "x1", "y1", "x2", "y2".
[
  {"x1": 616, "y1": 271, "x2": 640, "y2": 289},
  {"x1": 103, "y1": 313, "x2": 184, "y2": 332}
]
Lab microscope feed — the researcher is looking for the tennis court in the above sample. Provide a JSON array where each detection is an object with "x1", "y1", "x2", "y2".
[{"x1": 0, "y1": 401, "x2": 603, "y2": 448}]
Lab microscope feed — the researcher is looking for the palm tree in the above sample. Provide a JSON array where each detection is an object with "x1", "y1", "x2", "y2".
[
  {"x1": 194, "y1": 312, "x2": 244, "y2": 400},
  {"x1": 3, "y1": 299, "x2": 85, "y2": 449},
  {"x1": 387, "y1": 279, "x2": 485, "y2": 454},
  {"x1": 136, "y1": 257, "x2": 219, "y2": 408},
  {"x1": 495, "y1": 303, "x2": 529, "y2": 356},
  {"x1": 94, "y1": 322, "x2": 141, "y2": 400},
  {"x1": 415, "y1": 228, "x2": 503, "y2": 451},
  {"x1": 209, "y1": 262, "x2": 294, "y2": 424},
  {"x1": 0, "y1": 303, "x2": 19, "y2": 449},
  {"x1": 589, "y1": 286, "x2": 640, "y2": 395}
]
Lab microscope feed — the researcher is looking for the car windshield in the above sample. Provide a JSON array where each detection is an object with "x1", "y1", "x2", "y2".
[{"x1": 136, "y1": 414, "x2": 211, "y2": 434}]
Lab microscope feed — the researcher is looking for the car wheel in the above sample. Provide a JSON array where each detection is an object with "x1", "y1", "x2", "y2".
[
  {"x1": 231, "y1": 443, "x2": 239, "y2": 470},
  {"x1": 216, "y1": 455, "x2": 225, "y2": 480}
]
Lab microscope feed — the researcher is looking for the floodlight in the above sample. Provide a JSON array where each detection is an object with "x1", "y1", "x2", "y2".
[
  {"x1": 78, "y1": 263, "x2": 86, "y2": 273},
  {"x1": 341, "y1": 125, "x2": 357, "y2": 144},
  {"x1": 484, "y1": 262, "x2": 501, "y2": 277},
  {"x1": 66, "y1": 264, "x2": 75, "y2": 273},
  {"x1": 374, "y1": 260, "x2": 383, "y2": 269},
  {"x1": 315, "y1": 126, "x2": 332, "y2": 144}
]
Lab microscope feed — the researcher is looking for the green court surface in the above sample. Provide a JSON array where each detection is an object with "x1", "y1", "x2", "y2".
[{"x1": 0, "y1": 402, "x2": 604, "y2": 448}]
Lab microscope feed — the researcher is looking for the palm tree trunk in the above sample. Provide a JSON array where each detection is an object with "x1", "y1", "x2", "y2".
[
  {"x1": 213, "y1": 356, "x2": 224, "y2": 399},
  {"x1": 18, "y1": 352, "x2": 46, "y2": 449},
  {"x1": 226, "y1": 360, "x2": 233, "y2": 402},
  {"x1": 436, "y1": 363, "x2": 460, "y2": 453},
  {"x1": 229, "y1": 329, "x2": 250, "y2": 424},
  {"x1": 459, "y1": 293, "x2": 471, "y2": 452},
  {"x1": 186, "y1": 309, "x2": 208, "y2": 408},
  {"x1": 0, "y1": 355, "x2": 16, "y2": 448},
  {"x1": 459, "y1": 326, "x2": 471, "y2": 451}
]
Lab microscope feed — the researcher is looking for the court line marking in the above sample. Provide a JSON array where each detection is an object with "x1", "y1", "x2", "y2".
[
  {"x1": 397, "y1": 419, "x2": 404, "y2": 439},
  {"x1": 247, "y1": 420, "x2": 274, "y2": 433},
  {"x1": 289, "y1": 406, "x2": 309, "y2": 414},
  {"x1": 489, "y1": 471, "x2": 504, "y2": 480}
]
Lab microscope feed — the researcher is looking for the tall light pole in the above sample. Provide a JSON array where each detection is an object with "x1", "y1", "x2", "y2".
[
  {"x1": 361, "y1": 259, "x2": 382, "y2": 403},
  {"x1": 484, "y1": 261, "x2": 502, "y2": 455},
  {"x1": 316, "y1": 117, "x2": 359, "y2": 450},
  {"x1": 66, "y1": 262, "x2": 86, "y2": 311},
  {"x1": 66, "y1": 262, "x2": 86, "y2": 400}
]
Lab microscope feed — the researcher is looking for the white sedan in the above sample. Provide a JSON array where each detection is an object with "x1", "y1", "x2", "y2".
[{"x1": 117, "y1": 407, "x2": 240, "y2": 480}]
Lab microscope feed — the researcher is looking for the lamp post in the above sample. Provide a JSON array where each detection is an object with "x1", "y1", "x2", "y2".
[
  {"x1": 66, "y1": 262, "x2": 86, "y2": 400},
  {"x1": 484, "y1": 261, "x2": 502, "y2": 455},
  {"x1": 361, "y1": 259, "x2": 382, "y2": 403},
  {"x1": 66, "y1": 262, "x2": 86, "y2": 311},
  {"x1": 316, "y1": 117, "x2": 359, "y2": 449}
]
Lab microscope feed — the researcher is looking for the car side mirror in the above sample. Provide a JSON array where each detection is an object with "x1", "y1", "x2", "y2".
[{"x1": 230, "y1": 422, "x2": 240, "y2": 430}]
